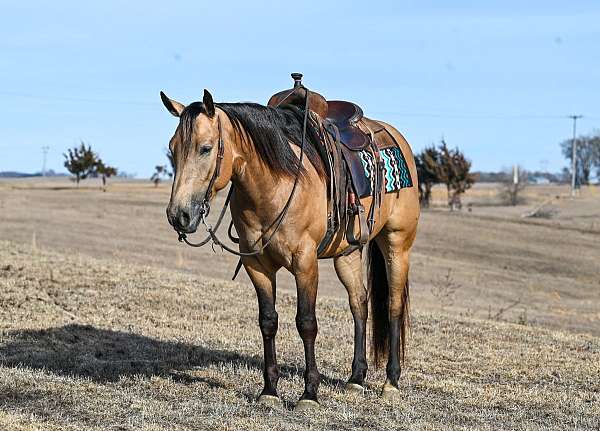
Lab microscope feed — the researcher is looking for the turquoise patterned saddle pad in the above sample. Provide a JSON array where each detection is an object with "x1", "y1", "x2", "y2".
[{"x1": 356, "y1": 146, "x2": 413, "y2": 197}]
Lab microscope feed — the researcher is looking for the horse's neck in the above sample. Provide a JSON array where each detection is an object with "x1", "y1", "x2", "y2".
[
  {"x1": 227, "y1": 126, "x2": 293, "y2": 222},
  {"x1": 230, "y1": 142, "x2": 282, "y2": 204}
]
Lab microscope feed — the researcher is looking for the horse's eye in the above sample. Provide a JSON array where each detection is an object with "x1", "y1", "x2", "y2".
[{"x1": 199, "y1": 145, "x2": 212, "y2": 156}]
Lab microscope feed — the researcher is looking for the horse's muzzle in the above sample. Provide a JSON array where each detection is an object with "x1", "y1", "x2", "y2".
[{"x1": 167, "y1": 202, "x2": 201, "y2": 234}]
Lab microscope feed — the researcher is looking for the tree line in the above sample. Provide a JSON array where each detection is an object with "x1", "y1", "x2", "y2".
[
  {"x1": 62, "y1": 130, "x2": 598, "y2": 198},
  {"x1": 64, "y1": 138, "x2": 478, "y2": 205},
  {"x1": 415, "y1": 139, "x2": 476, "y2": 210}
]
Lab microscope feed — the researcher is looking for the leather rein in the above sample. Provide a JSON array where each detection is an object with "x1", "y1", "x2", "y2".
[{"x1": 176, "y1": 88, "x2": 312, "y2": 259}]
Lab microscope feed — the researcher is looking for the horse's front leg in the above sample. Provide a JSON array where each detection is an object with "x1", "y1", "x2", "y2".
[
  {"x1": 292, "y1": 248, "x2": 321, "y2": 411},
  {"x1": 243, "y1": 256, "x2": 281, "y2": 406}
]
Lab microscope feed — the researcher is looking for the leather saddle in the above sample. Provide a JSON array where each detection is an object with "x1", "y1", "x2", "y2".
[
  {"x1": 268, "y1": 73, "x2": 401, "y2": 256},
  {"x1": 267, "y1": 73, "x2": 371, "y2": 151},
  {"x1": 325, "y1": 101, "x2": 370, "y2": 151}
]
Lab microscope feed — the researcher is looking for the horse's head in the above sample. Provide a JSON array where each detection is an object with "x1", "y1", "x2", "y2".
[{"x1": 160, "y1": 89, "x2": 222, "y2": 233}]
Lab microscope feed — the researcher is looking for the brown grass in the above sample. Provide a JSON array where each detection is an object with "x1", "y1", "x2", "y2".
[
  {"x1": 0, "y1": 241, "x2": 598, "y2": 430},
  {"x1": 1, "y1": 179, "x2": 599, "y2": 336}
]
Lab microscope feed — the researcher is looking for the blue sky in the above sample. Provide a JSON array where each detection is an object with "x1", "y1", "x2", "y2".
[{"x1": 1, "y1": 1, "x2": 599, "y2": 176}]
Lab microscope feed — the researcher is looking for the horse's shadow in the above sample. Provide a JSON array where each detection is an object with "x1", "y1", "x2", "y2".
[{"x1": 0, "y1": 324, "x2": 345, "y2": 391}]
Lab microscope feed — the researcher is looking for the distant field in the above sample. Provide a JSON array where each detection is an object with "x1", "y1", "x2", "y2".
[
  {"x1": 1, "y1": 178, "x2": 599, "y2": 335},
  {"x1": 0, "y1": 241, "x2": 598, "y2": 430}
]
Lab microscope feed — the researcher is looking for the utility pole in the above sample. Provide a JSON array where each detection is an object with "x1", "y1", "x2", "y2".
[
  {"x1": 41, "y1": 146, "x2": 49, "y2": 176},
  {"x1": 568, "y1": 115, "x2": 582, "y2": 197}
]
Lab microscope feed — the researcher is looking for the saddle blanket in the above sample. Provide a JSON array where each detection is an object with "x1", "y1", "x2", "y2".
[{"x1": 356, "y1": 146, "x2": 413, "y2": 198}]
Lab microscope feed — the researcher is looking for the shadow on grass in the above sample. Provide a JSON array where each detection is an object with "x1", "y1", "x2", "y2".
[{"x1": 0, "y1": 324, "x2": 345, "y2": 388}]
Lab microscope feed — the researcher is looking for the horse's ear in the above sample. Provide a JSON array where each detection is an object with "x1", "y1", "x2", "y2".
[
  {"x1": 160, "y1": 91, "x2": 185, "y2": 117},
  {"x1": 203, "y1": 89, "x2": 215, "y2": 118}
]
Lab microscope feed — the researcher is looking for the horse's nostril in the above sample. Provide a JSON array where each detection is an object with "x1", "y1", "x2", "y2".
[
  {"x1": 169, "y1": 205, "x2": 197, "y2": 232},
  {"x1": 178, "y1": 209, "x2": 190, "y2": 227}
]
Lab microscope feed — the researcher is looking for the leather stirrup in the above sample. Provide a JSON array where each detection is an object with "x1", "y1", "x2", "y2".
[{"x1": 346, "y1": 204, "x2": 369, "y2": 247}]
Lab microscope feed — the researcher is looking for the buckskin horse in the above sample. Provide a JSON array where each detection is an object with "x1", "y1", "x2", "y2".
[{"x1": 160, "y1": 74, "x2": 419, "y2": 410}]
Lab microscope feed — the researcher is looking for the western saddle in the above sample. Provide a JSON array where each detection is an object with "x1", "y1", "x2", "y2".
[{"x1": 268, "y1": 73, "x2": 400, "y2": 257}]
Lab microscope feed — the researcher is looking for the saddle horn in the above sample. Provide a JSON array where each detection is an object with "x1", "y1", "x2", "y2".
[
  {"x1": 291, "y1": 72, "x2": 303, "y2": 88},
  {"x1": 267, "y1": 72, "x2": 329, "y2": 118}
]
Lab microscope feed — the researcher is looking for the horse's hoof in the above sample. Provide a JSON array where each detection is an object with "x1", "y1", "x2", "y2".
[
  {"x1": 345, "y1": 382, "x2": 366, "y2": 394},
  {"x1": 257, "y1": 394, "x2": 281, "y2": 407},
  {"x1": 294, "y1": 399, "x2": 320, "y2": 411},
  {"x1": 381, "y1": 382, "x2": 400, "y2": 400}
]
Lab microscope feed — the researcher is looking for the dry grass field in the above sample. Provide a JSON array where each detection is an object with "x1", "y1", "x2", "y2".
[
  {"x1": 0, "y1": 241, "x2": 598, "y2": 430},
  {"x1": 0, "y1": 178, "x2": 599, "y2": 430},
  {"x1": 0, "y1": 178, "x2": 599, "y2": 334}
]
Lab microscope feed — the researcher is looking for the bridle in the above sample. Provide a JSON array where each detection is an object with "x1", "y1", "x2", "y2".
[
  {"x1": 175, "y1": 115, "x2": 228, "y2": 249},
  {"x1": 176, "y1": 88, "x2": 311, "y2": 261},
  {"x1": 196, "y1": 117, "x2": 225, "y2": 220}
]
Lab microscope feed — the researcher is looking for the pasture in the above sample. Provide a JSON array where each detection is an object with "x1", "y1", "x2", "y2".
[
  {"x1": 0, "y1": 178, "x2": 599, "y2": 429},
  {"x1": 1, "y1": 179, "x2": 599, "y2": 334}
]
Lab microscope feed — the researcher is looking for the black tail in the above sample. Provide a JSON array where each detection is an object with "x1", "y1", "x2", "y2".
[{"x1": 368, "y1": 241, "x2": 410, "y2": 368}]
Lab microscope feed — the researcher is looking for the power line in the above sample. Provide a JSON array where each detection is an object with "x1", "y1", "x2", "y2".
[
  {"x1": 1, "y1": 90, "x2": 599, "y2": 120},
  {"x1": 371, "y1": 111, "x2": 571, "y2": 120},
  {"x1": 0, "y1": 91, "x2": 156, "y2": 107}
]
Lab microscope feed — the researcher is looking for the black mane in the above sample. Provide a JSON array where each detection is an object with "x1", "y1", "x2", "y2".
[{"x1": 181, "y1": 102, "x2": 326, "y2": 179}]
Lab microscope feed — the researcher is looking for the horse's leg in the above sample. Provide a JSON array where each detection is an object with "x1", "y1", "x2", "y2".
[
  {"x1": 292, "y1": 248, "x2": 321, "y2": 411},
  {"x1": 243, "y1": 256, "x2": 281, "y2": 406},
  {"x1": 376, "y1": 231, "x2": 411, "y2": 399},
  {"x1": 333, "y1": 250, "x2": 368, "y2": 392}
]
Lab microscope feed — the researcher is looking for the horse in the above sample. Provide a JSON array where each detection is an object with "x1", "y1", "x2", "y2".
[{"x1": 160, "y1": 88, "x2": 420, "y2": 410}]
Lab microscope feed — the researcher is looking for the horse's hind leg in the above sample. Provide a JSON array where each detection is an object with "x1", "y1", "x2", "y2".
[
  {"x1": 371, "y1": 229, "x2": 413, "y2": 399},
  {"x1": 243, "y1": 256, "x2": 281, "y2": 406},
  {"x1": 334, "y1": 250, "x2": 368, "y2": 392},
  {"x1": 381, "y1": 240, "x2": 409, "y2": 397}
]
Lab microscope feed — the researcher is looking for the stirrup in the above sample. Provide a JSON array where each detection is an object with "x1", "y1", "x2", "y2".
[{"x1": 346, "y1": 204, "x2": 369, "y2": 247}]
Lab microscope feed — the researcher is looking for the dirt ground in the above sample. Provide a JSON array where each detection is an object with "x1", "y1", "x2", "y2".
[
  {"x1": 0, "y1": 241, "x2": 598, "y2": 430},
  {"x1": 1, "y1": 178, "x2": 598, "y2": 335}
]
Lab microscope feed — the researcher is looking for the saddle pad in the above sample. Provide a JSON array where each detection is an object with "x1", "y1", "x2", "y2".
[{"x1": 355, "y1": 146, "x2": 413, "y2": 198}]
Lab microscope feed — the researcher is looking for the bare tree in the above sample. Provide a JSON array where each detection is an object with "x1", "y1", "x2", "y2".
[{"x1": 500, "y1": 165, "x2": 528, "y2": 206}]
